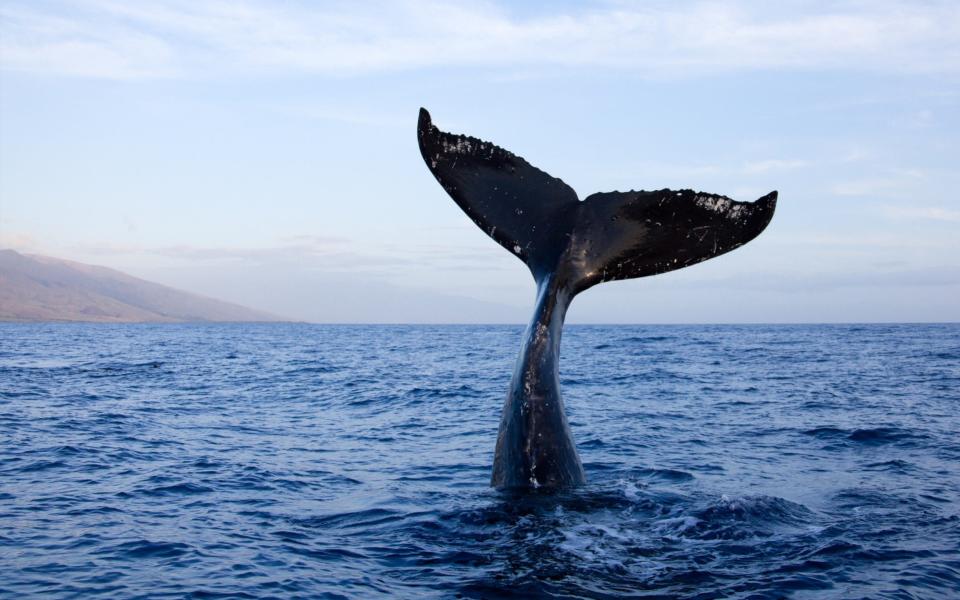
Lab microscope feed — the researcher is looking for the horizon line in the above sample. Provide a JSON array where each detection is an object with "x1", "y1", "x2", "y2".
[{"x1": 1, "y1": 320, "x2": 957, "y2": 326}]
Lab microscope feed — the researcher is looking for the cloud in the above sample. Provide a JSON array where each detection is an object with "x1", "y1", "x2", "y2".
[
  {"x1": 66, "y1": 233, "x2": 516, "y2": 278},
  {"x1": 1, "y1": 0, "x2": 959, "y2": 79},
  {"x1": 0, "y1": 230, "x2": 44, "y2": 252},
  {"x1": 742, "y1": 159, "x2": 808, "y2": 174},
  {"x1": 53, "y1": 234, "x2": 531, "y2": 322},
  {"x1": 769, "y1": 267, "x2": 960, "y2": 291},
  {"x1": 599, "y1": 157, "x2": 809, "y2": 181},
  {"x1": 830, "y1": 168, "x2": 926, "y2": 197},
  {"x1": 72, "y1": 237, "x2": 413, "y2": 270},
  {"x1": 0, "y1": 4, "x2": 175, "y2": 78},
  {"x1": 830, "y1": 178, "x2": 902, "y2": 197},
  {"x1": 771, "y1": 233, "x2": 955, "y2": 250},
  {"x1": 882, "y1": 206, "x2": 960, "y2": 223},
  {"x1": 646, "y1": 264, "x2": 960, "y2": 293},
  {"x1": 274, "y1": 104, "x2": 407, "y2": 127}
]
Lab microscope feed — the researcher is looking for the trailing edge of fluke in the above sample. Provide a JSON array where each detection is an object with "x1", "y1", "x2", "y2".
[{"x1": 417, "y1": 107, "x2": 777, "y2": 490}]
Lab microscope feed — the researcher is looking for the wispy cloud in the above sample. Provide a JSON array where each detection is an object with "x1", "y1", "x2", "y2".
[
  {"x1": 0, "y1": 230, "x2": 44, "y2": 252},
  {"x1": 831, "y1": 178, "x2": 902, "y2": 197},
  {"x1": 770, "y1": 233, "x2": 956, "y2": 250},
  {"x1": 73, "y1": 236, "x2": 404, "y2": 269},
  {"x1": 882, "y1": 206, "x2": 960, "y2": 223},
  {"x1": 604, "y1": 156, "x2": 809, "y2": 181},
  {"x1": 742, "y1": 159, "x2": 808, "y2": 174},
  {"x1": 2, "y1": 0, "x2": 958, "y2": 79},
  {"x1": 830, "y1": 168, "x2": 926, "y2": 197},
  {"x1": 0, "y1": 4, "x2": 176, "y2": 78},
  {"x1": 66, "y1": 233, "x2": 514, "y2": 277},
  {"x1": 274, "y1": 104, "x2": 407, "y2": 127}
]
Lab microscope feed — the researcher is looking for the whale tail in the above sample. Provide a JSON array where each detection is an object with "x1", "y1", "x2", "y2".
[
  {"x1": 417, "y1": 107, "x2": 776, "y2": 489},
  {"x1": 417, "y1": 107, "x2": 776, "y2": 295}
]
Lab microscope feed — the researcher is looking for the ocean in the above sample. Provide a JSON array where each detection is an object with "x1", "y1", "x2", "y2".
[{"x1": 1, "y1": 323, "x2": 958, "y2": 598}]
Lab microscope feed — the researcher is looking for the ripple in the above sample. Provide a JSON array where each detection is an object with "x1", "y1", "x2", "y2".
[
  {"x1": 1, "y1": 322, "x2": 958, "y2": 598},
  {"x1": 801, "y1": 425, "x2": 930, "y2": 447},
  {"x1": 632, "y1": 468, "x2": 695, "y2": 483},
  {"x1": 105, "y1": 540, "x2": 192, "y2": 559},
  {"x1": 848, "y1": 427, "x2": 928, "y2": 445},
  {"x1": 140, "y1": 483, "x2": 214, "y2": 496}
]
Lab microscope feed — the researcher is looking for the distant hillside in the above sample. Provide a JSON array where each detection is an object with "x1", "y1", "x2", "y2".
[{"x1": 0, "y1": 249, "x2": 284, "y2": 323}]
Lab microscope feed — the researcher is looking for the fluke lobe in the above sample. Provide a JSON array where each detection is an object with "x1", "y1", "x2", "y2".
[{"x1": 417, "y1": 108, "x2": 776, "y2": 490}]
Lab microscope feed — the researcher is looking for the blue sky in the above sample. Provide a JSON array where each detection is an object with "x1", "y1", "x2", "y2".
[{"x1": 1, "y1": 1, "x2": 958, "y2": 322}]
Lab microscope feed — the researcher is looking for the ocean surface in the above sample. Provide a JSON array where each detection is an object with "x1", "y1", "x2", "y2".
[{"x1": 1, "y1": 323, "x2": 958, "y2": 599}]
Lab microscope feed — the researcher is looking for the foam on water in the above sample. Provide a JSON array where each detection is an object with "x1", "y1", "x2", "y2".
[{"x1": 1, "y1": 323, "x2": 958, "y2": 598}]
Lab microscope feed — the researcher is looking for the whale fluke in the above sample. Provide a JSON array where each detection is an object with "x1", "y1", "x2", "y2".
[{"x1": 417, "y1": 108, "x2": 777, "y2": 489}]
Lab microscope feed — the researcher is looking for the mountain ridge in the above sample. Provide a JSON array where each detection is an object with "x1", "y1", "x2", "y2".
[{"x1": 0, "y1": 249, "x2": 285, "y2": 323}]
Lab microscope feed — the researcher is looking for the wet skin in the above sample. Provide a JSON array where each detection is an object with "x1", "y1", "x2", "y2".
[{"x1": 417, "y1": 108, "x2": 776, "y2": 489}]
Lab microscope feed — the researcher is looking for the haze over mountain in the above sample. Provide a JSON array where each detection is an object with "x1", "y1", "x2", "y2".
[{"x1": 0, "y1": 249, "x2": 283, "y2": 323}]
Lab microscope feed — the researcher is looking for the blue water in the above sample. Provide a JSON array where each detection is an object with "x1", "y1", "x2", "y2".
[{"x1": 1, "y1": 323, "x2": 958, "y2": 598}]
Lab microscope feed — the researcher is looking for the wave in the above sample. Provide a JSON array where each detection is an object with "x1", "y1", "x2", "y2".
[
  {"x1": 2, "y1": 322, "x2": 958, "y2": 598},
  {"x1": 802, "y1": 425, "x2": 930, "y2": 447}
]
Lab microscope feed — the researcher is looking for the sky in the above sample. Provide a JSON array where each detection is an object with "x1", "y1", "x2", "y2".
[{"x1": 1, "y1": 0, "x2": 958, "y2": 323}]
